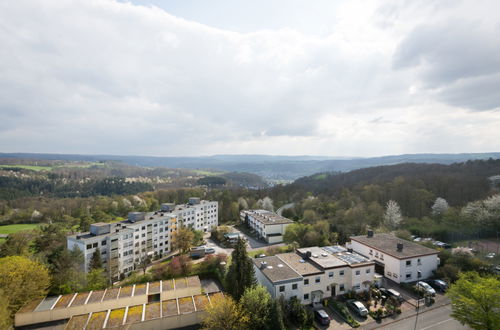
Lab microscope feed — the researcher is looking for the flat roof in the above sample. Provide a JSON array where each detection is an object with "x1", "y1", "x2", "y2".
[
  {"x1": 277, "y1": 253, "x2": 323, "y2": 276},
  {"x1": 243, "y1": 210, "x2": 294, "y2": 225},
  {"x1": 17, "y1": 276, "x2": 202, "y2": 315},
  {"x1": 252, "y1": 256, "x2": 302, "y2": 284},
  {"x1": 296, "y1": 247, "x2": 347, "y2": 269},
  {"x1": 350, "y1": 233, "x2": 439, "y2": 259}
]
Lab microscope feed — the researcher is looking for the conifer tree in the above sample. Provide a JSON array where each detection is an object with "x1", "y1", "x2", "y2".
[
  {"x1": 89, "y1": 248, "x2": 103, "y2": 270},
  {"x1": 225, "y1": 238, "x2": 256, "y2": 300}
]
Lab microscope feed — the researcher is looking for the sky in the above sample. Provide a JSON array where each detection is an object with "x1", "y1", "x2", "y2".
[{"x1": 1, "y1": 0, "x2": 500, "y2": 157}]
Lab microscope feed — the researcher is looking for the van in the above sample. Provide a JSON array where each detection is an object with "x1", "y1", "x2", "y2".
[{"x1": 387, "y1": 288, "x2": 404, "y2": 302}]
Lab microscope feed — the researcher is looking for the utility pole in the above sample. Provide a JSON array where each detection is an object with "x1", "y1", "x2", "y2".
[{"x1": 414, "y1": 293, "x2": 421, "y2": 330}]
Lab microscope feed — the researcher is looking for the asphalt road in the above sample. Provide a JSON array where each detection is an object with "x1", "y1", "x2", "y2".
[
  {"x1": 276, "y1": 203, "x2": 295, "y2": 216},
  {"x1": 371, "y1": 304, "x2": 469, "y2": 330}
]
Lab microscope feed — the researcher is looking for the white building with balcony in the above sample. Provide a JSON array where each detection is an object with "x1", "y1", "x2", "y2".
[
  {"x1": 162, "y1": 197, "x2": 218, "y2": 232},
  {"x1": 241, "y1": 209, "x2": 293, "y2": 243}
]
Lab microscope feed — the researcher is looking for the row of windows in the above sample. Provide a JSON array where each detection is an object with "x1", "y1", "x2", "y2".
[{"x1": 405, "y1": 259, "x2": 422, "y2": 267}]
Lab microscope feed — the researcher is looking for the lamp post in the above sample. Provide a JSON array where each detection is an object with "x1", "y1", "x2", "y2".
[{"x1": 414, "y1": 293, "x2": 421, "y2": 330}]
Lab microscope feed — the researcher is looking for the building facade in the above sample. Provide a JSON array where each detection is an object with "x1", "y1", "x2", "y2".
[
  {"x1": 67, "y1": 211, "x2": 177, "y2": 281},
  {"x1": 162, "y1": 198, "x2": 218, "y2": 232},
  {"x1": 253, "y1": 246, "x2": 375, "y2": 304},
  {"x1": 348, "y1": 232, "x2": 439, "y2": 284},
  {"x1": 240, "y1": 209, "x2": 293, "y2": 243}
]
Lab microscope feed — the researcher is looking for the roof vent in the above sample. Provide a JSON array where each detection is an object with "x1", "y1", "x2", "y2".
[
  {"x1": 260, "y1": 261, "x2": 267, "y2": 269},
  {"x1": 321, "y1": 253, "x2": 328, "y2": 257},
  {"x1": 397, "y1": 242, "x2": 404, "y2": 251},
  {"x1": 299, "y1": 259, "x2": 305, "y2": 263},
  {"x1": 312, "y1": 254, "x2": 319, "y2": 258},
  {"x1": 277, "y1": 264, "x2": 284, "y2": 268},
  {"x1": 267, "y1": 266, "x2": 273, "y2": 269},
  {"x1": 367, "y1": 230, "x2": 374, "y2": 238}
]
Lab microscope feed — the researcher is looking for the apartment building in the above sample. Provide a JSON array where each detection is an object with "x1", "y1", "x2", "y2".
[
  {"x1": 240, "y1": 209, "x2": 293, "y2": 243},
  {"x1": 348, "y1": 231, "x2": 439, "y2": 284},
  {"x1": 161, "y1": 197, "x2": 218, "y2": 232},
  {"x1": 67, "y1": 211, "x2": 177, "y2": 281},
  {"x1": 253, "y1": 246, "x2": 374, "y2": 304}
]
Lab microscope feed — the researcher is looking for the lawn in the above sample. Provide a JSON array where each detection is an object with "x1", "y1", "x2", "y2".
[
  {"x1": 0, "y1": 223, "x2": 39, "y2": 235},
  {"x1": 0, "y1": 164, "x2": 53, "y2": 171}
]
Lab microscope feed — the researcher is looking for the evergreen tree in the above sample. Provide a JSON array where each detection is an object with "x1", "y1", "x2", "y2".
[
  {"x1": 89, "y1": 248, "x2": 103, "y2": 270},
  {"x1": 225, "y1": 238, "x2": 256, "y2": 300},
  {"x1": 268, "y1": 298, "x2": 286, "y2": 330}
]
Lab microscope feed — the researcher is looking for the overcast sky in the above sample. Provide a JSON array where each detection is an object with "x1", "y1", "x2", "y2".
[{"x1": 1, "y1": 0, "x2": 500, "y2": 157}]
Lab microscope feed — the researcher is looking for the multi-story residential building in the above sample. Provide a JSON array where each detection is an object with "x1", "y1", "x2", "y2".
[
  {"x1": 253, "y1": 246, "x2": 374, "y2": 304},
  {"x1": 67, "y1": 211, "x2": 177, "y2": 281},
  {"x1": 240, "y1": 209, "x2": 293, "y2": 243},
  {"x1": 348, "y1": 231, "x2": 439, "y2": 284},
  {"x1": 162, "y1": 197, "x2": 218, "y2": 232}
]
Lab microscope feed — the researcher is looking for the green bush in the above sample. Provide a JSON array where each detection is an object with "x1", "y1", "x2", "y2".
[{"x1": 331, "y1": 300, "x2": 360, "y2": 328}]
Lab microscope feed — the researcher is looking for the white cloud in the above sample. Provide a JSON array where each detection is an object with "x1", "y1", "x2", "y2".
[{"x1": 0, "y1": 0, "x2": 499, "y2": 156}]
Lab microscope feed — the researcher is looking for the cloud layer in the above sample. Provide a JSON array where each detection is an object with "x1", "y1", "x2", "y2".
[{"x1": 0, "y1": 0, "x2": 499, "y2": 156}]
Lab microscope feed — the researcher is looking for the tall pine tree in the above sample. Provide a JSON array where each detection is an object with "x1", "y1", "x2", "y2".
[
  {"x1": 225, "y1": 238, "x2": 256, "y2": 300},
  {"x1": 89, "y1": 248, "x2": 103, "y2": 270}
]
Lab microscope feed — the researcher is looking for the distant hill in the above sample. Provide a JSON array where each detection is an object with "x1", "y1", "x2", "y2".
[
  {"x1": 1, "y1": 152, "x2": 500, "y2": 180},
  {"x1": 287, "y1": 159, "x2": 500, "y2": 209}
]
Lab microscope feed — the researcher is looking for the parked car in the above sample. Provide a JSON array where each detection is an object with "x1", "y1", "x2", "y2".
[
  {"x1": 189, "y1": 247, "x2": 206, "y2": 259},
  {"x1": 486, "y1": 252, "x2": 496, "y2": 259},
  {"x1": 416, "y1": 281, "x2": 436, "y2": 296},
  {"x1": 347, "y1": 300, "x2": 368, "y2": 317},
  {"x1": 255, "y1": 254, "x2": 266, "y2": 258},
  {"x1": 314, "y1": 309, "x2": 330, "y2": 326},
  {"x1": 426, "y1": 279, "x2": 448, "y2": 292},
  {"x1": 205, "y1": 247, "x2": 215, "y2": 254},
  {"x1": 386, "y1": 288, "x2": 404, "y2": 302}
]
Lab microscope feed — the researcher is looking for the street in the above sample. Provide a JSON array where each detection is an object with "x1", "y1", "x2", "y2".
[{"x1": 370, "y1": 304, "x2": 469, "y2": 330}]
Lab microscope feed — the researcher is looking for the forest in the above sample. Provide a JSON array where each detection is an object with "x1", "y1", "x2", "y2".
[{"x1": 0, "y1": 158, "x2": 499, "y2": 326}]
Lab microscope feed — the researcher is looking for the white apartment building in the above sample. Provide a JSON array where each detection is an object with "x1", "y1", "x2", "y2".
[
  {"x1": 348, "y1": 232, "x2": 439, "y2": 284},
  {"x1": 241, "y1": 209, "x2": 293, "y2": 243},
  {"x1": 67, "y1": 211, "x2": 177, "y2": 281},
  {"x1": 253, "y1": 246, "x2": 375, "y2": 304},
  {"x1": 162, "y1": 197, "x2": 218, "y2": 232}
]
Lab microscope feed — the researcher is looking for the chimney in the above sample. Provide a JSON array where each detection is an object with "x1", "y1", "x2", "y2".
[
  {"x1": 260, "y1": 261, "x2": 267, "y2": 269},
  {"x1": 397, "y1": 242, "x2": 403, "y2": 252},
  {"x1": 305, "y1": 251, "x2": 312, "y2": 259},
  {"x1": 367, "y1": 230, "x2": 373, "y2": 238}
]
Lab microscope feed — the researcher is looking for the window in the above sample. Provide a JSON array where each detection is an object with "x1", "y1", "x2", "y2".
[
  {"x1": 369, "y1": 249, "x2": 373, "y2": 255},
  {"x1": 417, "y1": 258, "x2": 421, "y2": 265},
  {"x1": 92, "y1": 243, "x2": 98, "y2": 248},
  {"x1": 292, "y1": 284, "x2": 298, "y2": 290},
  {"x1": 417, "y1": 270, "x2": 422, "y2": 278},
  {"x1": 102, "y1": 240, "x2": 107, "y2": 246},
  {"x1": 393, "y1": 273, "x2": 398, "y2": 278},
  {"x1": 315, "y1": 277, "x2": 321, "y2": 283},
  {"x1": 279, "y1": 286, "x2": 285, "y2": 292},
  {"x1": 406, "y1": 272, "x2": 412, "y2": 279},
  {"x1": 304, "y1": 279, "x2": 309, "y2": 286},
  {"x1": 353, "y1": 284, "x2": 361, "y2": 290},
  {"x1": 142, "y1": 226, "x2": 145, "y2": 230},
  {"x1": 142, "y1": 233, "x2": 146, "y2": 238},
  {"x1": 304, "y1": 294, "x2": 309, "y2": 300},
  {"x1": 380, "y1": 254, "x2": 384, "y2": 260},
  {"x1": 86, "y1": 244, "x2": 92, "y2": 249},
  {"x1": 366, "y1": 268, "x2": 371, "y2": 273},
  {"x1": 406, "y1": 260, "x2": 412, "y2": 267},
  {"x1": 339, "y1": 284, "x2": 345, "y2": 291},
  {"x1": 329, "y1": 272, "x2": 334, "y2": 278},
  {"x1": 387, "y1": 271, "x2": 392, "y2": 276},
  {"x1": 355, "y1": 270, "x2": 360, "y2": 276},
  {"x1": 339, "y1": 270, "x2": 345, "y2": 276}
]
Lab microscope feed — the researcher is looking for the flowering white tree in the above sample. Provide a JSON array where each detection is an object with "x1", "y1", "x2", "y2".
[
  {"x1": 237, "y1": 197, "x2": 248, "y2": 210},
  {"x1": 431, "y1": 197, "x2": 449, "y2": 216},
  {"x1": 384, "y1": 200, "x2": 402, "y2": 229},
  {"x1": 256, "y1": 196, "x2": 274, "y2": 212}
]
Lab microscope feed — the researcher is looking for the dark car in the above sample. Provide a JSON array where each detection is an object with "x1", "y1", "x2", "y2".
[
  {"x1": 426, "y1": 279, "x2": 448, "y2": 292},
  {"x1": 314, "y1": 309, "x2": 330, "y2": 326},
  {"x1": 381, "y1": 288, "x2": 403, "y2": 302}
]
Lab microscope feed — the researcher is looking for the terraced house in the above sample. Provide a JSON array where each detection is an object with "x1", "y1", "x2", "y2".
[{"x1": 253, "y1": 246, "x2": 375, "y2": 304}]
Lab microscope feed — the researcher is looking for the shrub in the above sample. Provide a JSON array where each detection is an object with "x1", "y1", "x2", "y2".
[{"x1": 331, "y1": 300, "x2": 360, "y2": 328}]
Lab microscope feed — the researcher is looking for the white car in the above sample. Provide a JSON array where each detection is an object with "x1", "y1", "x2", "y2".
[
  {"x1": 486, "y1": 252, "x2": 496, "y2": 259},
  {"x1": 416, "y1": 281, "x2": 436, "y2": 296}
]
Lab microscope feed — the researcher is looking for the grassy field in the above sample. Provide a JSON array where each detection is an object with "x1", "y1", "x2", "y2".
[
  {"x1": 0, "y1": 164, "x2": 53, "y2": 171},
  {"x1": 0, "y1": 223, "x2": 40, "y2": 235}
]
